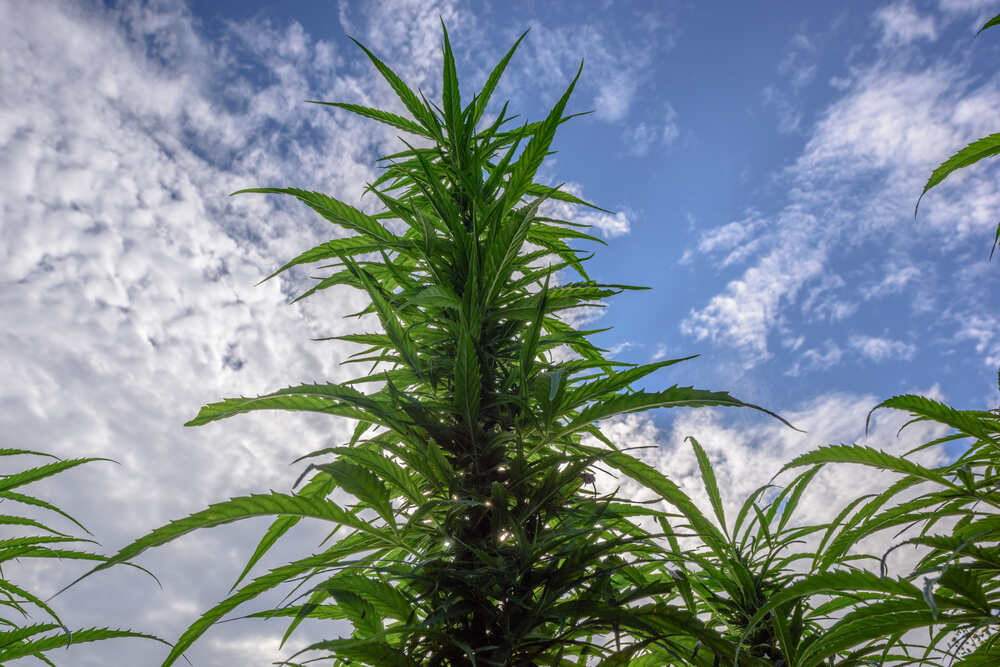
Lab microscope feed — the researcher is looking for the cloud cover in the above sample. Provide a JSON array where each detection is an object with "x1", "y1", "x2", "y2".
[
  {"x1": 681, "y1": 22, "x2": 1000, "y2": 372},
  {"x1": 1, "y1": 1, "x2": 992, "y2": 664}
]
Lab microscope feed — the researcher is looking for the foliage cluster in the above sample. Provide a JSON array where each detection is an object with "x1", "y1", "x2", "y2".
[{"x1": 4, "y1": 12, "x2": 1000, "y2": 667}]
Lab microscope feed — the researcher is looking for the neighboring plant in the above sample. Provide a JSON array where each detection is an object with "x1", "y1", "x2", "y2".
[
  {"x1": 64, "y1": 25, "x2": 783, "y2": 666},
  {"x1": 0, "y1": 448, "x2": 162, "y2": 663},
  {"x1": 759, "y1": 386, "x2": 1000, "y2": 666},
  {"x1": 597, "y1": 437, "x2": 928, "y2": 666}
]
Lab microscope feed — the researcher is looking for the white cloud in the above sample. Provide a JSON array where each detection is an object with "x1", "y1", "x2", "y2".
[
  {"x1": 862, "y1": 262, "x2": 922, "y2": 298},
  {"x1": 681, "y1": 208, "x2": 825, "y2": 366},
  {"x1": 514, "y1": 19, "x2": 668, "y2": 124},
  {"x1": 607, "y1": 340, "x2": 638, "y2": 358},
  {"x1": 623, "y1": 102, "x2": 679, "y2": 156},
  {"x1": 876, "y1": 2, "x2": 938, "y2": 46},
  {"x1": 762, "y1": 84, "x2": 803, "y2": 134},
  {"x1": 683, "y1": 18, "x2": 1000, "y2": 367},
  {"x1": 786, "y1": 339, "x2": 844, "y2": 376},
  {"x1": 0, "y1": 0, "x2": 474, "y2": 664},
  {"x1": 849, "y1": 334, "x2": 918, "y2": 361},
  {"x1": 685, "y1": 210, "x2": 770, "y2": 267},
  {"x1": 938, "y1": 0, "x2": 995, "y2": 14},
  {"x1": 955, "y1": 313, "x2": 1000, "y2": 366},
  {"x1": 778, "y1": 32, "x2": 818, "y2": 89},
  {"x1": 587, "y1": 391, "x2": 951, "y2": 574},
  {"x1": 594, "y1": 71, "x2": 637, "y2": 122}
]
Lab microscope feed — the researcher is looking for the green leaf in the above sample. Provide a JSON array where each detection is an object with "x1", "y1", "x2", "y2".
[
  {"x1": 562, "y1": 356, "x2": 698, "y2": 411},
  {"x1": 318, "y1": 459, "x2": 394, "y2": 525},
  {"x1": 256, "y1": 236, "x2": 389, "y2": 286},
  {"x1": 439, "y1": 20, "x2": 461, "y2": 133},
  {"x1": 233, "y1": 187, "x2": 395, "y2": 243},
  {"x1": 505, "y1": 62, "x2": 583, "y2": 205},
  {"x1": 348, "y1": 37, "x2": 437, "y2": 137},
  {"x1": 937, "y1": 565, "x2": 991, "y2": 614},
  {"x1": 781, "y1": 443, "x2": 960, "y2": 490},
  {"x1": 0, "y1": 458, "x2": 111, "y2": 493},
  {"x1": 976, "y1": 12, "x2": 1000, "y2": 36},
  {"x1": 870, "y1": 393, "x2": 999, "y2": 445},
  {"x1": 916, "y1": 132, "x2": 1000, "y2": 216},
  {"x1": 580, "y1": 446, "x2": 729, "y2": 556},
  {"x1": 0, "y1": 627, "x2": 167, "y2": 662},
  {"x1": 69, "y1": 492, "x2": 402, "y2": 590},
  {"x1": 308, "y1": 101, "x2": 431, "y2": 137},
  {"x1": 556, "y1": 386, "x2": 794, "y2": 439},
  {"x1": 161, "y1": 534, "x2": 384, "y2": 666},
  {"x1": 687, "y1": 436, "x2": 728, "y2": 539},
  {"x1": 471, "y1": 29, "x2": 528, "y2": 127},
  {"x1": 229, "y1": 471, "x2": 337, "y2": 592}
]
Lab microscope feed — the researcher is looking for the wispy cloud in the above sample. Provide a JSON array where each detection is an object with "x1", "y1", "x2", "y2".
[
  {"x1": 778, "y1": 32, "x2": 818, "y2": 89},
  {"x1": 623, "y1": 102, "x2": 680, "y2": 157},
  {"x1": 514, "y1": 16, "x2": 672, "y2": 123},
  {"x1": 955, "y1": 313, "x2": 1000, "y2": 366},
  {"x1": 0, "y1": 1, "x2": 471, "y2": 664},
  {"x1": 939, "y1": 0, "x2": 996, "y2": 12},
  {"x1": 762, "y1": 84, "x2": 804, "y2": 134},
  {"x1": 876, "y1": 2, "x2": 938, "y2": 46},
  {"x1": 681, "y1": 8, "x2": 1000, "y2": 369},
  {"x1": 785, "y1": 339, "x2": 844, "y2": 376},
  {"x1": 849, "y1": 334, "x2": 918, "y2": 361}
]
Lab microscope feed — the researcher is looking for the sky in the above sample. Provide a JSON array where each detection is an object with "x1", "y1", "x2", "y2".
[{"x1": 2, "y1": 0, "x2": 999, "y2": 664}]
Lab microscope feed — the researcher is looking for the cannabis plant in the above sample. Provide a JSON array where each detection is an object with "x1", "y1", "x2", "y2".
[
  {"x1": 65, "y1": 24, "x2": 783, "y2": 666},
  {"x1": 0, "y1": 448, "x2": 162, "y2": 662},
  {"x1": 602, "y1": 436, "x2": 916, "y2": 666},
  {"x1": 764, "y1": 386, "x2": 1000, "y2": 666}
]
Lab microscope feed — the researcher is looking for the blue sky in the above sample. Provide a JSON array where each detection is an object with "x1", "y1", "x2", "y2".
[{"x1": 2, "y1": 0, "x2": 998, "y2": 664}]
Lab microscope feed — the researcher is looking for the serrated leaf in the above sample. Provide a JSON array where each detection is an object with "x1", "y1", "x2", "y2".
[
  {"x1": 0, "y1": 627, "x2": 167, "y2": 662},
  {"x1": 556, "y1": 386, "x2": 793, "y2": 439},
  {"x1": 687, "y1": 436, "x2": 728, "y2": 539},
  {"x1": 233, "y1": 187, "x2": 395, "y2": 243},
  {"x1": 781, "y1": 443, "x2": 960, "y2": 490},
  {"x1": 348, "y1": 37, "x2": 436, "y2": 138},
  {"x1": 309, "y1": 101, "x2": 430, "y2": 137},
  {"x1": 229, "y1": 471, "x2": 337, "y2": 592},
  {"x1": 0, "y1": 458, "x2": 111, "y2": 493},
  {"x1": 870, "y1": 393, "x2": 999, "y2": 445},
  {"x1": 916, "y1": 132, "x2": 1000, "y2": 216}
]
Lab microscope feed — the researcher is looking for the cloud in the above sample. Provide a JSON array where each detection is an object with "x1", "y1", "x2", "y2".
[
  {"x1": 955, "y1": 313, "x2": 1000, "y2": 366},
  {"x1": 861, "y1": 262, "x2": 922, "y2": 299},
  {"x1": 938, "y1": 0, "x2": 995, "y2": 14},
  {"x1": 682, "y1": 210, "x2": 770, "y2": 267},
  {"x1": 514, "y1": 18, "x2": 669, "y2": 123},
  {"x1": 786, "y1": 339, "x2": 844, "y2": 376},
  {"x1": 587, "y1": 390, "x2": 951, "y2": 573},
  {"x1": 682, "y1": 13, "x2": 1000, "y2": 368},
  {"x1": 778, "y1": 32, "x2": 818, "y2": 89},
  {"x1": 681, "y1": 208, "x2": 825, "y2": 366},
  {"x1": 623, "y1": 102, "x2": 679, "y2": 156},
  {"x1": 849, "y1": 334, "x2": 917, "y2": 361},
  {"x1": 876, "y1": 2, "x2": 938, "y2": 46},
  {"x1": 0, "y1": 0, "x2": 477, "y2": 664},
  {"x1": 762, "y1": 84, "x2": 804, "y2": 134}
]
